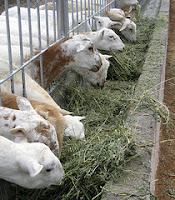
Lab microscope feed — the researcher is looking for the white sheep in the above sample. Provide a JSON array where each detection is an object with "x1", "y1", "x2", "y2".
[
  {"x1": 0, "y1": 35, "x2": 103, "y2": 89},
  {"x1": 63, "y1": 53, "x2": 111, "y2": 139},
  {"x1": 0, "y1": 96, "x2": 60, "y2": 157},
  {"x1": 0, "y1": 135, "x2": 64, "y2": 189},
  {"x1": 93, "y1": 15, "x2": 137, "y2": 42},
  {"x1": 64, "y1": 115, "x2": 85, "y2": 140},
  {"x1": 0, "y1": 58, "x2": 86, "y2": 143},
  {"x1": 79, "y1": 28, "x2": 125, "y2": 51},
  {"x1": 39, "y1": 0, "x2": 107, "y2": 13},
  {"x1": 0, "y1": 33, "x2": 47, "y2": 50},
  {"x1": 108, "y1": 8, "x2": 125, "y2": 17},
  {"x1": 0, "y1": 15, "x2": 55, "y2": 44},
  {"x1": 0, "y1": 7, "x2": 92, "y2": 36},
  {"x1": 74, "y1": 53, "x2": 111, "y2": 88},
  {"x1": 1, "y1": 89, "x2": 67, "y2": 156},
  {"x1": 109, "y1": 8, "x2": 136, "y2": 23},
  {"x1": 118, "y1": 0, "x2": 139, "y2": 9},
  {"x1": 1, "y1": 6, "x2": 55, "y2": 21}
]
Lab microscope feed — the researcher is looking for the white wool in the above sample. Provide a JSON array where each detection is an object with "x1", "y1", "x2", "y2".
[{"x1": 0, "y1": 135, "x2": 64, "y2": 189}]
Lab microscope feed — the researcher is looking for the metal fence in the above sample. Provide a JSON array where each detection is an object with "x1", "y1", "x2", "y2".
[{"x1": 0, "y1": 0, "x2": 119, "y2": 105}]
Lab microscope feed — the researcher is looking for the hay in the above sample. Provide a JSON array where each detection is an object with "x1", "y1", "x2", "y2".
[
  {"x1": 12, "y1": 17, "x2": 157, "y2": 200},
  {"x1": 101, "y1": 17, "x2": 156, "y2": 81}
]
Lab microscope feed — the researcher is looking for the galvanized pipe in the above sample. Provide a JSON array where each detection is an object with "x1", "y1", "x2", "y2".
[
  {"x1": 17, "y1": 0, "x2": 27, "y2": 97},
  {"x1": 44, "y1": 0, "x2": 50, "y2": 46},
  {"x1": 4, "y1": 0, "x2": 15, "y2": 94},
  {"x1": 36, "y1": 0, "x2": 44, "y2": 88}
]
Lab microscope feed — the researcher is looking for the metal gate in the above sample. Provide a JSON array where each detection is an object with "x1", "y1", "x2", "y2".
[{"x1": 0, "y1": 0, "x2": 119, "y2": 105}]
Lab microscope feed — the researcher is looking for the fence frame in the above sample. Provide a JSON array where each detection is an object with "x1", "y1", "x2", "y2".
[{"x1": 0, "y1": 0, "x2": 119, "y2": 106}]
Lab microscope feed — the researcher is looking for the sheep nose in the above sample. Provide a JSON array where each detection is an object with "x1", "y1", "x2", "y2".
[{"x1": 119, "y1": 46, "x2": 125, "y2": 51}]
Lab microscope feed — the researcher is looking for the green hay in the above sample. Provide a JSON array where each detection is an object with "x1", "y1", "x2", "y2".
[{"x1": 12, "y1": 17, "x2": 157, "y2": 200}]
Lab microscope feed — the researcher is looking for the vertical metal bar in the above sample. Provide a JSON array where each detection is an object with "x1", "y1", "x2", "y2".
[
  {"x1": 27, "y1": 0, "x2": 35, "y2": 80},
  {"x1": 80, "y1": 0, "x2": 83, "y2": 32},
  {"x1": 94, "y1": 0, "x2": 96, "y2": 14},
  {"x1": 58, "y1": 0, "x2": 69, "y2": 38},
  {"x1": 56, "y1": 0, "x2": 61, "y2": 39},
  {"x1": 90, "y1": 0, "x2": 93, "y2": 28},
  {"x1": 17, "y1": 0, "x2": 27, "y2": 97},
  {"x1": 115, "y1": 0, "x2": 119, "y2": 8},
  {"x1": 84, "y1": 0, "x2": 87, "y2": 31},
  {"x1": 63, "y1": 0, "x2": 69, "y2": 38},
  {"x1": 52, "y1": 0, "x2": 56, "y2": 42},
  {"x1": 4, "y1": 0, "x2": 15, "y2": 94},
  {"x1": 88, "y1": 0, "x2": 90, "y2": 28},
  {"x1": 76, "y1": 0, "x2": 79, "y2": 34},
  {"x1": 36, "y1": 0, "x2": 44, "y2": 88},
  {"x1": 100, "y1": 0, "x2": 102, "y2": 15},
  {"x1": 45, "y1": 0, "x2": 50, "y2": 46},
  {"x1": 71, "y1": 0, "x2": 75, "y2": 35},
  {"x1": 0, "y1": 86, "x2": 2, "y2": 106}
]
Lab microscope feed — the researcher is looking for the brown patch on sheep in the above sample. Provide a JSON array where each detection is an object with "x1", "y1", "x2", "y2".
[
  {"x1": 33, "y1": 37, "x2": 75, "y2": 89},
  {"x1": 3, "y1": 115, "x2": 9, "y2": 120},
  {"x1": 35, "y1": 122, "x2": 51, "y2": 137},
  {"x1": 5, "y1": 124, "x2": 9, "y2": 127},
  {"x1": 12, "y1": 114, "x2": 16, "y2": 121}
]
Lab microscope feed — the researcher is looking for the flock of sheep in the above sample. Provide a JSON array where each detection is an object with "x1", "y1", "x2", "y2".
[{"x1": 0, "y1": 0, "x2": 140, "y2": 190}]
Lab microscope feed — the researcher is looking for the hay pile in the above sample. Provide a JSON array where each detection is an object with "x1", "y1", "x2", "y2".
[{"x1": 12, "y1": 17, "x2": 157, "y2": 200}]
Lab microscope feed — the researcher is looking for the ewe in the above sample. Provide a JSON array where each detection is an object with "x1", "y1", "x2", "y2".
[
  {"x1": 79, "y1": 28, "x2": 125, "y2": 51},
  {"x1": 0, "y1": 135, "x2": 64, "y2": 189},
  {"x1": 1, "y1": 89, "x2": 68, "y2": 156},
  {"x1": 0, "y1": 93, "x2": 61, "y2": 157}
]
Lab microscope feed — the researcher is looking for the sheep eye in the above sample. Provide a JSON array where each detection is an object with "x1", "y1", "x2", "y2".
[
  {"x1": 46, "y1": 169, "x2": 52, "y2": 172},
  {"x1": 109, "y1": 35, "x2": 114, "y2": 39},
  {"x1": 129, "y1": 28, "x2": 133, "y2": 32},
  {"x1": 88, "y1": 46, "x2": 94, "y2": 52}
]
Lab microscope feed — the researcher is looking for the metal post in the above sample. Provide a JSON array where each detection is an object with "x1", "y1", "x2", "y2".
[
  {"x1": 57, "y1": 0, "x2": 69, "y2": 39},
  {"x1": 44, "y1": 0, "x2": 50, "y2": 46},
  {"x1": 27, "y1": 0, "x2": 35, "y2": 81},
  {"x1": 4, "y1": 0, "x2": 15, "y2": 94},
  {"x1": 17, "y1": 0, "x2": 27, "y2": 98},
  {"x1": 36, "y1": 0, "x2": 44, "y2": 88},
  {"x1": 52, "y1": 0, "x2": 56, "y2": 42},
  {"x1": 115, "y1": 0, "x2": 119, "y2": 8}
]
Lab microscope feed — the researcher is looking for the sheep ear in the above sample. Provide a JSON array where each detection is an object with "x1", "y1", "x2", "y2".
[
  {"x1": 76, "y1": 44, "x2": 85, "y2": 52},
  {"x1": 100, "y1": 30, "x2": 105, "y2": 39},
  {"x1": 128, "y1": 6, "x2": 133, "y2": 13},
  {"x1": 90, "y1": 65, "x2": 99, "y2": 72},
  {"x1": 26, "y1": 160, "x2": 43, "y2": 177},
  {"x1": 35, "y1": 109, "x2": 49, "y2": 120},
  {"x1": 119, "y1": 23, "x2": 127, "y2": 31},
  {"x1": 75, "y1": 116, "x2": 86, "y2": 121},
  {"x1": 103, "y1": 55, "x2": 112, "y2": 60},
  {"x1": 111, "y1": 21, "x2": 122, "y2": 27},
  {"x1": 93, "y1": 16, "x2": 99, "y2": 20},
  {"x1": 9, "y1": 124, "x2": 28, "y2": 136},
  {"x1": 17, "y1": 97, "x2": 35, "y2": 112}
]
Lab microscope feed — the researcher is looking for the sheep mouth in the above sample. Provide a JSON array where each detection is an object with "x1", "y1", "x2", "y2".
[{"x1": 90, "y1": 65, "x2": 101, "y2": 72}]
